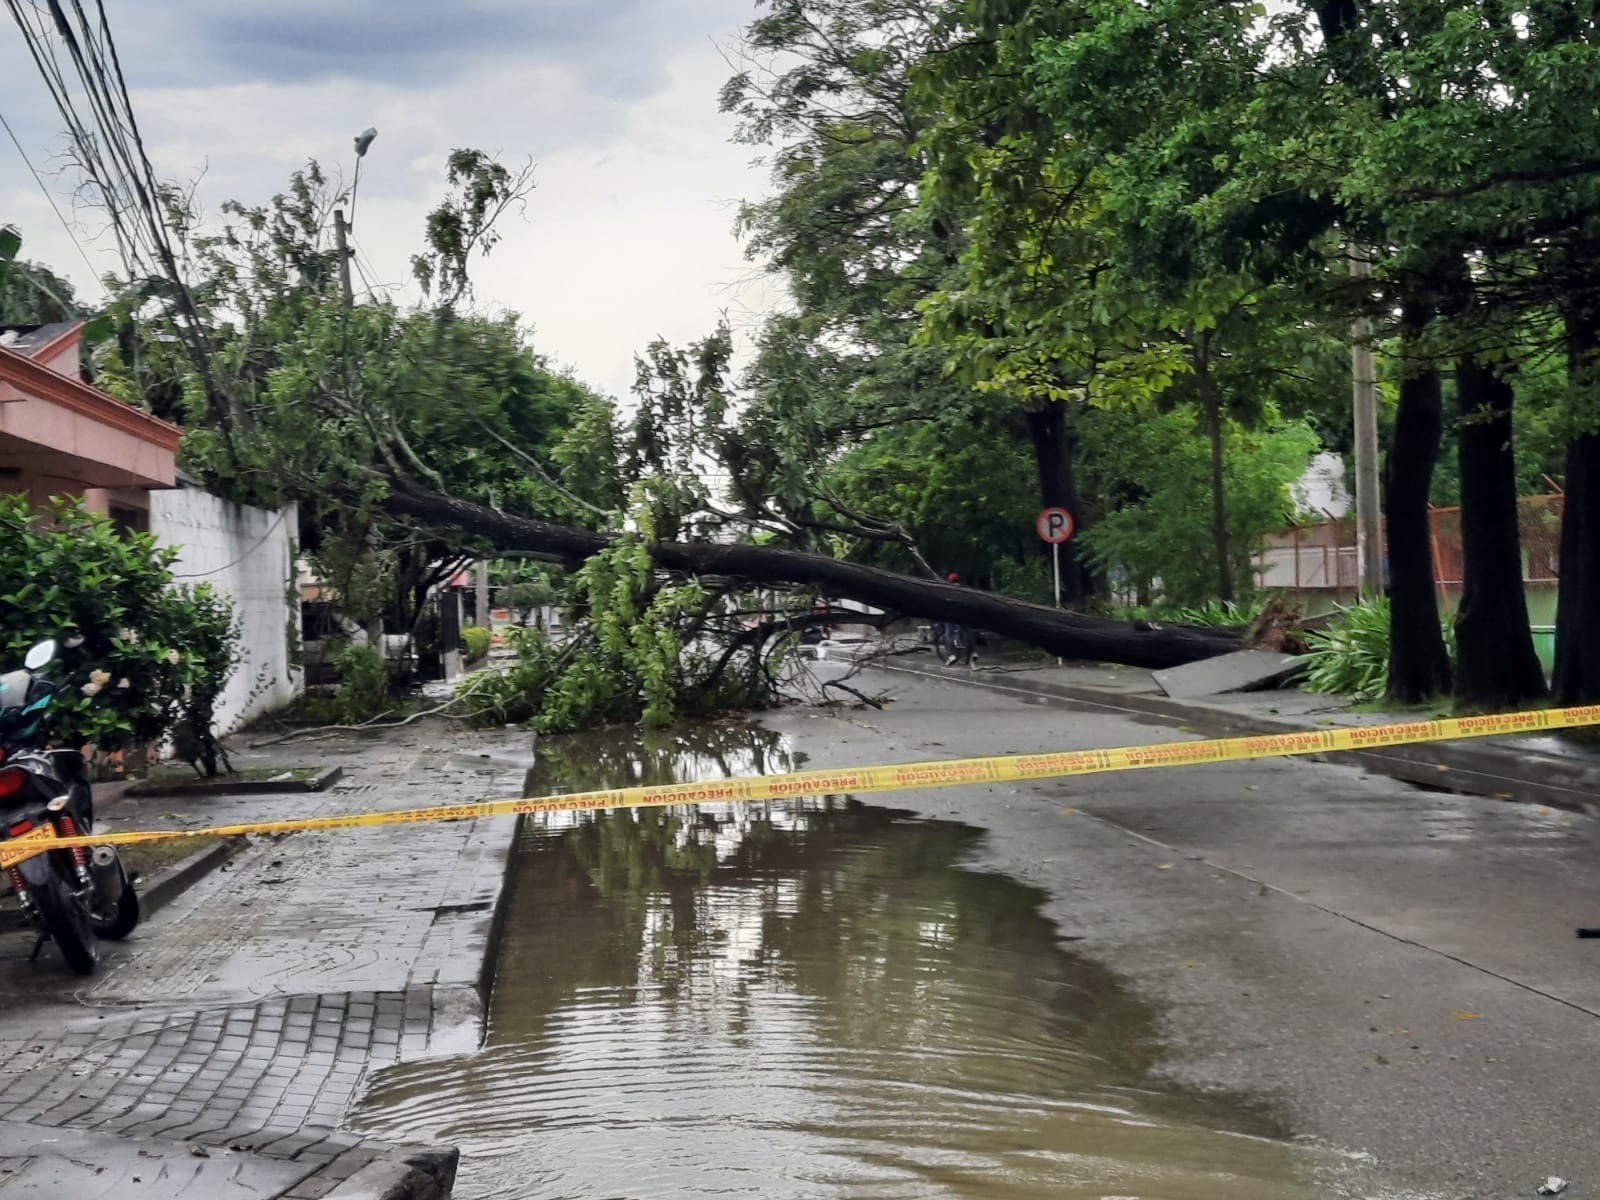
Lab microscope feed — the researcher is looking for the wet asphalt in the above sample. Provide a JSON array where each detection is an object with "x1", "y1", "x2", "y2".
[{"x1": 765, "y1": 662, "x2": 1600, "y2": 1200}]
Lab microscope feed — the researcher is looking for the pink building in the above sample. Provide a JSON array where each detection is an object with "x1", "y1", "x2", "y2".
[{"x1": 0, "y1": 321, "x2": 181, "y2": 527}]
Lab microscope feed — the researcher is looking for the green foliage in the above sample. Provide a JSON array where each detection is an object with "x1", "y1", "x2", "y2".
[
  {"x1": 0, "y1": 252, "x2": 79, "y2": 325},
  {"x1": 1302, "y1": 600, "x2": 1396, "y2": 703},
  {"x1": 109, "y1": 154, "x2": 619, "y2": 655},
  {"x1": 461, "y1": 626, "x2": 491, "y2": 662},
  {"x1": 498, "y1": 579, "x2": 556, "y2": 613},
  {"x1": 1164, "y1": 599, "x2": 1257, "y2": 628},
  {"x1": 822, "y1": 414, "x2": 1041, "y2": 585},
  {"x1": 452, "y1": 625, "x2": 557, "y2": 727},
  {"x1": 0, "y1": 495, "x2": 237, "y2": 752},
  {"x1": 331, "y1": 643, "x2": 391, "y2": 724},
  {"x1": 540, "y1": 525, "x2": 703, "y2": 732},
  {"x1": 1077, "y1": 406, "x2": 1318, "y2": 607},
  {"x1": 1304, "y1": 597, "x2": 1460, "y2": 703},
  {"x1": 455, "y1": 531, "x2": 696, "y2": 732},
  {"x1": 411, "y1": 150, "x2": 534, "y2": 307},
  {"x1": 456, "y1": 510, "x2": 783, "y2": 733},
  {"x1": 165, "y1": 583, "x2": 241, "y2": 776}
]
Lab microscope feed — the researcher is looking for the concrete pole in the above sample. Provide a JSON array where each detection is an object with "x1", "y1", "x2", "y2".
[
  {"x1": 333, "y1": 209, "x2": 354, "y2": 309},
  {"x1": 1349, "y1": 251, "x2": 1385, "y2": 597},
  {"x1": 476, "y1": 560, "x2": 490, "y2": 630}
]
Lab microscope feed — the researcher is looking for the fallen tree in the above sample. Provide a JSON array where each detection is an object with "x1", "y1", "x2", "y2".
[{"x1": 383, "y1": 481, "x2": 1243, "y2": 669}]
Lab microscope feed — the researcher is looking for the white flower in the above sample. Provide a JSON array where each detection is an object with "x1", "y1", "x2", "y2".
[
  {"x1": 80, "y1": 682, "x2": 101, "y2": 697},
  {"x1": 165, "y1": 649, "x2": 181, "y2": 665},
  {"x1": 119, "y1": 628, "x2": 137, "y2": 643},
  {"x1": 182, "y1": 684, "x2": 192, "y2": 701},
  {"x1": 88, "y1": 669, "x2": 111, "y2": 686},
  {"x1": 116, "y1": 678, "x2": 130, "y2": 689},
  {"x1": 64, "y1": 635, "x2": 84, "y2": 649}
]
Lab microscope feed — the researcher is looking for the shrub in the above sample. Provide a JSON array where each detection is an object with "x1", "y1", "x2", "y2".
[
  {"x1": 0, "y1": 495, "x2": 238, "y2": 752},
  {"x1": 163, "y1": 583, "x2": 241, "y2": 775},
  {"x1": 331, "y1": 643, "x2": 391, "y2": 723},
  {"x1": 1164, "y1": 599, "x2": 1258, "y2": 627},
  {"x1": 1303, "y1": 598, "x2": 1400, "y2": 701},
  {"x1": 461, "y1": 626, "x2": 491, "y2": 662}
]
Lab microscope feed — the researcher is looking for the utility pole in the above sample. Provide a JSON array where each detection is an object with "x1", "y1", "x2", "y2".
[
  {"x1": 1349, "y1": 251, "x2": 1384, "y2": 597},
  {"x1": 333, "y1": 208, "x2": 354, "y2": 309},
  {"x1": 476, "y1": 560, "x2": 490, "y2": 631}
]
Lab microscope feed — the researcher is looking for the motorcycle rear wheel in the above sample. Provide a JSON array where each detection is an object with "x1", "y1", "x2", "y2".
[{"x1": 32, "y1": 866, "x2": 97, "y2": 975}]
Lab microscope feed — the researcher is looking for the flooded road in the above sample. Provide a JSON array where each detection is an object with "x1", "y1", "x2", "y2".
[{"x1": 351, "y1": 725, "x2": 1360, "y2": 1199}]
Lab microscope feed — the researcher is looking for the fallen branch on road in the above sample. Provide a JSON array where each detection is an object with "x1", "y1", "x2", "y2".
[
  {"x1": 247, "y1": 699, "x2": 464, "y2": 748},
  {"x1": 820, "y1": 679, "x2": 888, "y2": 709}
]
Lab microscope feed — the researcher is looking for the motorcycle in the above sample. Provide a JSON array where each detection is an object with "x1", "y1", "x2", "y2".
[{"x1": 0, "y1": 639, "x2": 140, "y2": 974}]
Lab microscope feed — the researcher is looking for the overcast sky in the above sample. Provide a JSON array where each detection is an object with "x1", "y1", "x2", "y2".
[{"x1": 0, "y1": 0, "x2": 782, "y2": 401}]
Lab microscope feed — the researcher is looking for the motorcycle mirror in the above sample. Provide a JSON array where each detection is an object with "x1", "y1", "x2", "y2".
[{"x1": 23, "y1": 639, "x2": 56, "y2": 671}]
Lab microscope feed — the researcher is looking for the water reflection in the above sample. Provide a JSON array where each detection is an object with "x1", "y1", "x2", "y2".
[{"x1": 352, "y1": 724, "x2": 1360, "y2": 1199}]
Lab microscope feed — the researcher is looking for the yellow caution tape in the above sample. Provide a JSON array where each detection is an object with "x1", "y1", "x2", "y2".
[{"x1": 20, "y1": 703, "x2": 1600, "y2": 858}]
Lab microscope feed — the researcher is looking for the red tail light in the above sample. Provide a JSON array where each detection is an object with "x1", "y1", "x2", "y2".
[{"x1": 0, "y1": 769, "x2": 24, "y2": 800}]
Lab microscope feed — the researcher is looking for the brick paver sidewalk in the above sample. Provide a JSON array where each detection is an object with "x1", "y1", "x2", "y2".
[{"x1": 0, "y1": 719, "x2": 530, "y2": 1199}]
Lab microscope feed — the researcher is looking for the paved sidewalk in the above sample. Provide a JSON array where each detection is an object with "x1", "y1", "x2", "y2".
[
  {"x1": 0, "y1": 719, "x2": 532, "y2": 1199},
  {"x1": 879, "y1": 654, "x2": 1600, "y2": 812}
]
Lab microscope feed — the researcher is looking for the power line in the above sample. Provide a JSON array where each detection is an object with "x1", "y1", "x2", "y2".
[
  {"x1": 351, "y1": 250, "x2": 377, "y2": 300},
  {"x1": 170, "y1": 509, "x2": 289, "y2": 578},
  {"x1": 0, "y1": 106, "x2": 99, "y2": 279}
]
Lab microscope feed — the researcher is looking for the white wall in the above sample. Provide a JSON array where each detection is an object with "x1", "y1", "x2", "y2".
[
  {"x1": 1291, "y1": 451, "x2": 1353, "y2": 518},
  {"x1": 150, "y1": 486, "x2": 301, "y2": 733}
]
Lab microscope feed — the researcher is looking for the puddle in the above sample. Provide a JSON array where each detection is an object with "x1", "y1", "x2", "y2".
[{"x1": 350, "y1": 724, "x2": 1369, "y2": 1199}]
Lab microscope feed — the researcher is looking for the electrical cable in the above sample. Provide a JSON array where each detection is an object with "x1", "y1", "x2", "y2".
[
  {"x1": 0, "y1": 107, "x2": 99, "y2": 278},
  {"x1": 169, "y1": 509, "x2": 289, "y2": 578}
]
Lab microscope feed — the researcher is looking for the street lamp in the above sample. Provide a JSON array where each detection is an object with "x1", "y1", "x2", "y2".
[{"x1": 336, "y1": 126, "x2": 376, "y2": 307}]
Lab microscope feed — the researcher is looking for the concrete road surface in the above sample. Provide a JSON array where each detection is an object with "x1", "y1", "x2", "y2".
[{"x1": 766, "y1": 664, "x2": 1600, "y2": 1200}]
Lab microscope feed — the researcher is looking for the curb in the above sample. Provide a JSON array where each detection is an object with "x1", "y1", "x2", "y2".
[
  {"x1": 126, "y1": 765, "x2": 344, "y2": 798},
  {"x1": 878, "y1": 660, "x2": 1600, "y2": 816},
  {"x1": 137, "y1": 836, "x2": 249, "y2": 915}
]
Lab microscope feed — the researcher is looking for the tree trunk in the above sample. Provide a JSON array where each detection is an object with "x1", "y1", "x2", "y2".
[
  {"x1": 1024, "y1": 401, "x2": 1092, "y2": 602},
  {"x1": 1384, "y1": 301, "x2": 1452, "y2": 703},
  {"x1": 1197, "y1": 334, "x2": 1232, "y2": 602},
  {"x1": 1553, "y1": 298, "x2": 1600, "y2": 703},
  {"x1": 381, "y1": 481, "x2": 1242, "y2": 669},
  {"x1": 1453, "y1": 356, "x2": 1548, "y2": 709}
]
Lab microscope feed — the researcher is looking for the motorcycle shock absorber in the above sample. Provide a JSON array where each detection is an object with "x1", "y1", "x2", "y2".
[
  {"x1": 9, "y1": 867, "x2": 28, "y2": 908},
  {"x1": 53, "y1": 810, "x2": 92, "y2": 886}
]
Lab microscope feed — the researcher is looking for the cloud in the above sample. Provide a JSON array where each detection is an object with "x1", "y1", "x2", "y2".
[
  {"x1": 0, "y1": 0, "x2": 778, "y2": 402},
  {"x1": 109, "y1": 0, "x2": 742, "y2": 100}
]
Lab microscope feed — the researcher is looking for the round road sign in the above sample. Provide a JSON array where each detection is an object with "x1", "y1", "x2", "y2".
[{"x1": 1036, "y1": 507, "x2": 1075, "y2": 544}]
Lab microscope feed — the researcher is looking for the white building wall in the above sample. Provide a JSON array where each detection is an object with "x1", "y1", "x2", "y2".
[
  {"x1": 1291, "y1": 451, "x2": 1353, "y2": 518},
  {"x1": 150, "y1": 486, "x2": 301, "y2": 734}
]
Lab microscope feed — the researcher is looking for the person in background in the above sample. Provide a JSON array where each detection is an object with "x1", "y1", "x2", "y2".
[{"x1": 939, "y1": 573, "x2": 977, "y2": 667}]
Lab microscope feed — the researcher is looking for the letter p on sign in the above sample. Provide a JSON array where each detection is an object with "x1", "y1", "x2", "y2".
[{"x1": 1037, "y1": 507, "x2": 1075, "y2": 544}]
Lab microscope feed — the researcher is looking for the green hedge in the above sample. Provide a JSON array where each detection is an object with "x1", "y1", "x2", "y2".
[
  {"x1": 0, "y1": 494, "x2": 238, "y2": 751},
  {"x1": 461, "y1": 626, "x2": 491, "y2": 662}
]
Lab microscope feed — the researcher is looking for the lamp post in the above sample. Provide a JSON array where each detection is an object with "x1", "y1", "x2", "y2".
[{"x1": 333, "y1": 127, "x2": 377, "y2": 311}]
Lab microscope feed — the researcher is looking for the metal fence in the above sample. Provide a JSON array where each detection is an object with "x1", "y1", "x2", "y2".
[{"x1": 1255, "y1": 493, "x2": 1565, "y2": 610}]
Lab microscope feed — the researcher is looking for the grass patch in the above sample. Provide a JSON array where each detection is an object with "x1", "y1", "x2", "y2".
[{"x1": 123, "y1": 835, "x2": 227, "y2": 881}]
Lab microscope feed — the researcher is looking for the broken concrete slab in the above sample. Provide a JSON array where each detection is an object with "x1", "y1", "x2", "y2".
[{"x1": 1152, "y1": 649, "x2": 1307, "y2": 699}]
